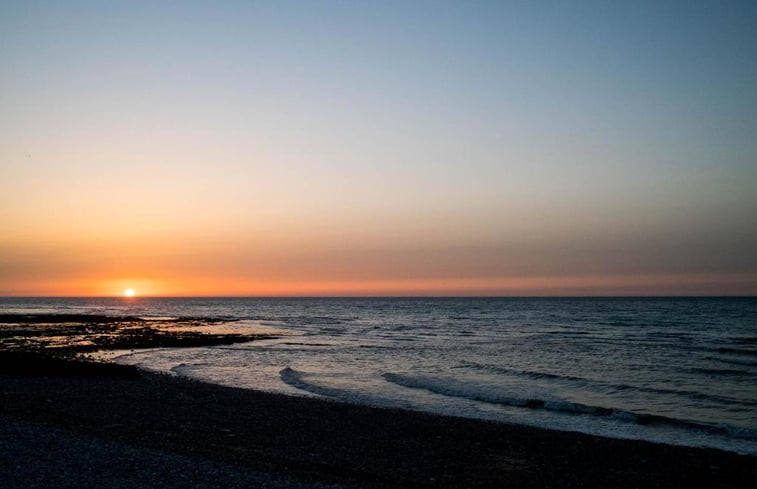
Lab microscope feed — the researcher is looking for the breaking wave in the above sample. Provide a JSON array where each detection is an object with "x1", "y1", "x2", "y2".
[{"x1": 382, "y1": 372, "x2": 757, "y2": 441}]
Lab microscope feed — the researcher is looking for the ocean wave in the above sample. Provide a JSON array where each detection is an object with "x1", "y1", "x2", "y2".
[
  {"x1": 458, "y1": 362, "x2": 757, "y2": 407},
  {"x1": 277, "y1": 342, "x2": 336, "y2": 347},
  {"x1": 735, "y1": 337, "x2": 757, "y2": 344},
  {"x1": 279, "y1": 367, "x2": 345, "y2": 398},
  {"x1": 716, "y1": 347, "x2": 757, "y2": 357},
  {"x1": 169, "y1": 363, "x2": 196, "y2": 376},
  {"x1": 458, "y1": 361, "x2": 587, "y2": 383},
  {"x1": 542, "y1": 330, "x2": 592, "y2": 335},
  {"x1": 381, "y1": 372, "x2": 757, "y2": 441},
  {"x1": 275, "y1": 316, "x2": 350, "y2": 326},
  {"x1": 708, "y1": 356, "x2": 757, "y2": 368},
  {"x1": 690, "y1": 367, "x2": 753, "y2": 376}
]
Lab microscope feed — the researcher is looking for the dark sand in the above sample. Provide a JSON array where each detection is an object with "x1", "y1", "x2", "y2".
[
  {"x1": 1, "y1": 316, "x2": 756, "y2": 488},
  {"x1": 0, "y1": 415, "x2": 352, "y2": 489}
]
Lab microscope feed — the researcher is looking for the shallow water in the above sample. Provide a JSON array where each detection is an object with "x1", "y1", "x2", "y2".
[{"x1": 3, "y1": 297, "x2": 756, "y2": 454}]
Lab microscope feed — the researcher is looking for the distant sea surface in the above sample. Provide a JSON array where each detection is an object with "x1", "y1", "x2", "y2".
[{"x1": 2, "y1": 297, "x2": 756, "y2": 454}]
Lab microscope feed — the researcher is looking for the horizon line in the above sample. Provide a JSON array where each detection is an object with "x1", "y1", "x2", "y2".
[{"x1": 1, "y1": 295, "x2": 755, "y2": 299}]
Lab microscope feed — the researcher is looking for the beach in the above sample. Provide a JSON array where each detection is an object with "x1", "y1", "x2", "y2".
[
  {"x1": 2, "y1": 359, "x2": 756, "y2": 489},
  {"x1": 2, "y1": 311, "x2": 757, "y2": 488},
  {"x1": 4, "y1": 1, "x2": 756, "y2": 486}
]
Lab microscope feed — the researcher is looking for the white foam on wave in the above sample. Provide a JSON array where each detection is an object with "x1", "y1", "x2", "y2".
[
  {"x1": 382, "y1": 372, "x2": 559, "y2": 408},
  {"x1": 110, "y1": 345, "x2": 757, "y2": 455},
  {"x1": 278, "y1": 366, "x2": 419, "y2": 408},
  {"x1": 380, "y1": 372, "x2": 757, "y2": 454}
]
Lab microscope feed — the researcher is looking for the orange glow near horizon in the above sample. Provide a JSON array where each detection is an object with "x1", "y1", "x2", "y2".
[
  {"x1": 3, "y1": 229, "x2": 756, "y2": 297},
  {"x1": 2, "y1": 273, "x2": 755, "y2": 297},
  {"x1": 2, "y1": 2, "x2": 756, "y2": 299}
]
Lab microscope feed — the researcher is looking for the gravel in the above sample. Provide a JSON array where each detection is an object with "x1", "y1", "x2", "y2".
[{"x1": 0, "y1": 415, "x2": 353, "y2": 489}]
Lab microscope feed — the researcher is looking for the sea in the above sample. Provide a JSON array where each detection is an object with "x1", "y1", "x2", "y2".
[{"x1": 2, "y1": 296, "x2": 756, "y2": 455}]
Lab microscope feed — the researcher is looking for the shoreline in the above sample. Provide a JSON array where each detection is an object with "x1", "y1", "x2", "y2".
[
  {"x1": 2, "y1": 314, "x2": 756, "y2": 487},
  {"x1": 2, "y1": 352, "x2": 756, "y2": 488}
]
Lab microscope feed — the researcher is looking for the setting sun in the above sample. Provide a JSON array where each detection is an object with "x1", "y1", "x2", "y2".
[{"x1": 124, "y1": 288, "x2": 135, "y2": 298}]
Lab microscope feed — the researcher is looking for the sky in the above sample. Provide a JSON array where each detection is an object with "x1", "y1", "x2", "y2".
[{"x1": 1, "y1": 0, "x2": 756, "y2": 296}]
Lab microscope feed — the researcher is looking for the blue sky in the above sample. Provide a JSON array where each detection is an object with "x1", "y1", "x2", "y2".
[{"x1": 1, "y1": 1, "x2": 756, "y2": 295}]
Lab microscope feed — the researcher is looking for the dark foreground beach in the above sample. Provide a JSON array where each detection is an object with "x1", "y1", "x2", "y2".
[{"x1": 1, "y1": 316, "x2": 756, "y2": 488}]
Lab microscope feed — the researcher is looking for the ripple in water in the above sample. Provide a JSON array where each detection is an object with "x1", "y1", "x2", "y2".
[{"x1": 3, "y1": 297, "x2": 756, "y2": 454}]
